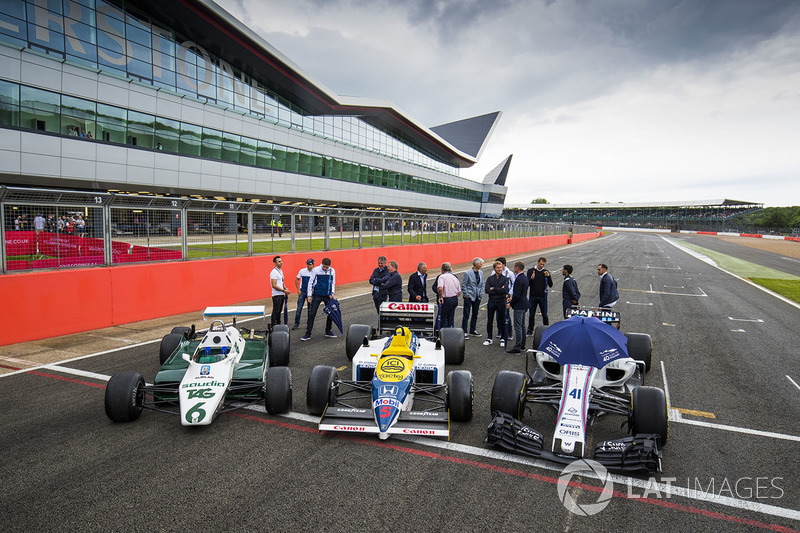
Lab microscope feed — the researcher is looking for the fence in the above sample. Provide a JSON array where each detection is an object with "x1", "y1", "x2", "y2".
[{"x1": 1, "y1": 186, "x2": 594, "y2": 274}]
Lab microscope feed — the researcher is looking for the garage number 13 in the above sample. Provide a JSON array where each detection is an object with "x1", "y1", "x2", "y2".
[{"x1": 568, "y1": 388, "x2": 582, "y2": 400}]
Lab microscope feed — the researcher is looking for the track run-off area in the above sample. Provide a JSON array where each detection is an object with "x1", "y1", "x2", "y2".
[{"x1": 1, "y1": 232, "x2": 798, "y2": 532}]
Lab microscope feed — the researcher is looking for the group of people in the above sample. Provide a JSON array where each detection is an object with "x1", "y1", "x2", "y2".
[
  {"x1": 267, "y1": 253, "x2": 620, "y2": 354},
  {"x1": 15, "y1": 213, "x2": 86, "y2": 236},
  {"x1": 269, "y1": 255, "x2": 337, "y2": 341}
]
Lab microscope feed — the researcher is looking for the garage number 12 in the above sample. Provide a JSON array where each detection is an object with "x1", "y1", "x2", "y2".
[{"x1": 568, "y1": 388, "x2": 582, "y2": 400}]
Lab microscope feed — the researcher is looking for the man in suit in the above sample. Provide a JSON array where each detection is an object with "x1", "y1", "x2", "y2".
[
  {"x1": 483, "y1": 261, "x2": 510, "y2": 348},
  {"x1": 407, "y1": 262, "x2": 429, "y2": 302},
  {"x1": 507, "y1": 261, "x2": 529, "y2": 354},
  {"x1": 379, "y1": 260, "x2": 403, "y2": 302},
  {"x1": 597, "y1": 263, "x2": 619, "y2": 308},
  {"x1": 460, "y1": 257, "x2": 484, "y2": 336},
  {"x1": 526, "y1": 256, "x2": 553, "y2": 335},
  {"x1": 561, "y1": 264, "x2": 581, "y2": 319},
  {"x1": 369, "y1": 256, "x2": 388, "y2": 312}
]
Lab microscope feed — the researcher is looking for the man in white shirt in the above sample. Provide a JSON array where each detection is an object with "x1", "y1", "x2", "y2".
[{"x1": 270, "y1": 256, "x2": 290, "y2": 327}]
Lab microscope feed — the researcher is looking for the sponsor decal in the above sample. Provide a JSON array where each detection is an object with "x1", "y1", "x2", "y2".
[
  {"x1": 332, "y1": 426, "x2": 366, "y2": 431},
  {"x1": 333, "y1": 408, "x2": 369, "y2": 414},
  {"x1": 376, "y1": 357, "x2": 407, "y2": 383},
  {"x1": 373, "y1": 398, "x2": 401, "y2": 409},
  {"x1": 558, "y1": 428, "x2": 581, "y2": 437},
  {"x1": 600, "y1": 349, "x2": 619, "y2": 362},
  {"x1": 182, "y1": 381, "x2": 225, "y2": 389},
  {"x1": 561, "y1": 423, "x2": 582, "y2": 429},
  {"x1": 545, "y1": 341, "x2": 562, "y2": 358},
  {"x1": 401, "y1": 429, "x2": 435, "y2": 435},
  {"x1": 598, "y1": 440, "x2": 628, "y2": 452},
  {"x1": 380, "y1": 385, "x2": 398, "y2": 396},
  {"x1": 408, "y1": 411, "x2": 440, "y2": 417},
  {"x1": 567, "y1": 407, "x2": 579, "y2": 414},
  {"x1": 387, "y1": 303, "x2": 431, "y2": 312},
  {"x1": 200, "y1": 365, "x2": 211, "y2": 376}
]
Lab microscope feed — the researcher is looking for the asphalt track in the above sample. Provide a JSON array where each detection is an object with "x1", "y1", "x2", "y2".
[{"x1": 1, "y1": 232, "x2": 798, "y2": 532}]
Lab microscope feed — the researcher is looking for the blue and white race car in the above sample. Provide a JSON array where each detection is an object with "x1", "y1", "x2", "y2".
[{"x1": 306, "y1": 302, "x2": 473, "y2": 440}]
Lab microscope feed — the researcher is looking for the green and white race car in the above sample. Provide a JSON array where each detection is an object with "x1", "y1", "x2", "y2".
[{"x1": 104, "y1": 306, "x2": 292, "y2": 426}]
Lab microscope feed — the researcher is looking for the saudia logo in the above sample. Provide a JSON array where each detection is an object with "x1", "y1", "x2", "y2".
[{"x1": 387, "y1": 303, "x2": 431, "y2": 311}]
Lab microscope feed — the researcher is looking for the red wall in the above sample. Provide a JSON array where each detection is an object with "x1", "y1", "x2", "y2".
[{"x1": 0, "y1": 233, "x2": 597, "y2": 346}]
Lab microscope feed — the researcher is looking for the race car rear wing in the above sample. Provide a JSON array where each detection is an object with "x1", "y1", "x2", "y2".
[
  {"x1": 566, "y1": 306, "x2": 621, "y2": 329},
  {"x1": 203, "y1": 306, "x2": 266, "y2": 326},
  {"x1": 378, "y1": 302, "x2": 436, "y2": 337}
]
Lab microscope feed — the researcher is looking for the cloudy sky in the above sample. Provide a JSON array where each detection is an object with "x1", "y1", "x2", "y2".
[{"x1": 216, "y1": 0, "x2": 800, "y2": 207}]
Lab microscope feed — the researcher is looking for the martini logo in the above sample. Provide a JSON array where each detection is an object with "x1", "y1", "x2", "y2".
[{"x1": 557, "y1": 459, "x2": 613, "y2": 516}]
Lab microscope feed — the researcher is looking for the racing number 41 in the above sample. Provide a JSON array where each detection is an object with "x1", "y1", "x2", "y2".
[{"x1": 568, "y1": 388, "x2": 581, "y2": 400}]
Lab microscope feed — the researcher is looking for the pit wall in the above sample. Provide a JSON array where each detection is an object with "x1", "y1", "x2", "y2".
[{"x1": 0, "y1": 232, "x2": 598, "y2": 346}]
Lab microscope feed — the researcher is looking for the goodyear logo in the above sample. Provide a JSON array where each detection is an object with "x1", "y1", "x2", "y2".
[{"x1": 376, "y1": 357, "x2": 408, "y2": 382}]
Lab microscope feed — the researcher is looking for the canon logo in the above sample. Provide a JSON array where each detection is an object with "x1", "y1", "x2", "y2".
[
  {"x1": 402, "y1": 429, "x2": 435, "y2": 435},
  {"x1": 387, "y1": 303, "x2": 430, "y2": 311},
  {"x1": 333, "y1": 426, "x2": 365, "y2": 431}
]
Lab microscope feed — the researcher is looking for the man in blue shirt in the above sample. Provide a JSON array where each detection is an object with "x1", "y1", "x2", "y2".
[
  {"x1": 293, "y1": 258, "x2": 315, "y2": 330},
  {"x1": 301, "y1": 257, "x2": 336, "y2": 340}
]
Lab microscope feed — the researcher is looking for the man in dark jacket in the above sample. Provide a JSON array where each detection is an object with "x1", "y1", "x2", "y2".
[
  {"x1": 597, "y1": 263, "x2": 619, "y2": 308},
  {"x1": 369, "y1": 256, "x2": 388, "y2": 312},
  {"x1": 561, "y1": 264, "x2": 581, "y2": 319},
  {"x1": 507, "y1": 261, "x2": 529, "y2": 353},
  {"x1": 483, "y1": 261, "x2": 510, "y2": 348},
  {"x1": 380, "y1": 260, "x2": 403, "y2": 302},
  {"x1": 527, "y1": 257, "x2": 553, "y2": 334},
  {"x1": 407, "y1": 262, "x2": 429, "y2": 302}
]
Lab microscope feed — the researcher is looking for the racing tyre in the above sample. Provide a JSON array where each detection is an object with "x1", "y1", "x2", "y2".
[
  {"x1": 307, "y1": 365, "x2": 339, "y2": 416},
  {"x1": 625, "y1": 333, "x2": 652, "y2": 372},
  {"x1": 440, "y1": 327, "x2": 466, "y2": 365},
  {"x1": 104, "y1": 371, "x2": 145, "y2": 422},
  {"x1": 346, "y1": 324, "x2": 371, "y2": 361},
  {"x1": 631, "y1": 386, "x2": 669, "y2": 446},
  {"x1": 170, "y1": 326, "x2": 192, "y2": 339},
  {"x1": 532, "y1": 325, "x2": 550, "y2": 351},
  {"x1": 159, "y1": 333, "x2": 184, "y2": 365},
  {"x1": 490, "y1": 370, "x2": 527, "y2": 419},
  {"x1": 264, "y1": 366, "x2": 292, "y2": 414},
  {"x1": 447, "y1": 370, "x2": 473, "y2": 422},
  {"x1": 269, "y1": 331, "x2": 291, "y2": 367},
  {"x1": 272, "y1": 324, "x2": 289, "y2": 335}
]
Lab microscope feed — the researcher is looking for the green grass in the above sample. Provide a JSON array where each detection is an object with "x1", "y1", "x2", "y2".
[{"x1": 748, "y1": 278, "x2": 800, "y2": 304}]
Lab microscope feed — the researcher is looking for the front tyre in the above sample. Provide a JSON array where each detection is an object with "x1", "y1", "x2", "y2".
[
  {"x1": 159, "y1": 333, "x2": 184, "y2": 365},
  {"x1": 440, "y1": 328, "x2": 466, "y2": 365},
  {"x1": 307, "y1": 365, "x2": 339, "y2": 416},
  {"x1": 625, "y1": 333, "x2": 652, "y2": 372},
  {"x1": 345, "y1": 324, "x2": 371, "y2": 360},
  {"x1": 269, "y1": 331, "x2": 291, "y2": 367},
  {"x1": 490, "y1": 370, "x2": 527, "y2": 420},
  {"x1": 264, "y1": 366, "x2": 292, "y2": 414},
  {"x1": 105, "y1": 371, "x2": 145, "y2": 422},
  {"x1": 532, "y1": 325, "x2": 550, "y2": 351},
  {"x1": 631, "y1": 386, "x2": 668, "y2": 446},
  {"x1": 446, "y1": 370, "x2": 473, "y2": 422}
]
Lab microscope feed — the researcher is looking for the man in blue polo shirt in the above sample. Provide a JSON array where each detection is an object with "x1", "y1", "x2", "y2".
[{"x1": 293, "y1": 258, "x2": 315, "y2": 330}]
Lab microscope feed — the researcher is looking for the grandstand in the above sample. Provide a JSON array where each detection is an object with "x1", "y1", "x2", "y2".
[{"x1": 503, "y1": 199, "x2": 763, "y2": 232}]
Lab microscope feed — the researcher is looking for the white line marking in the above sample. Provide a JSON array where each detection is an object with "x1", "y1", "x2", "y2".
[
  {"x1": 731, "y1": 329, "x2": 746, "y2": 333},
  {"x1": 675, "y1": 418, "x2": 800, "y2": 443},
  {"x1": 664, "y1": 285, "x2": 685, "y2": 289},
  {"x1": 728, "y1": 317, "x2": 764, "y2": 323},
  {"x1": 626, "y1": 302, "x2": 654, "y2": 306},
  {"x1": 18, "y1": 361, "x2": 800, "y2": 521},
  {"x1": 662, "y1": 237, "x2": 800, "y2": 311},
  {"x1": 662, "y1": 323, "x2": 676, "y2": 327},
  {"x1": 787, "y1": 375, "x2": 800, "y2": 392},
  {"x1": 781, "y1": 256, "x2": 800, "y2": 264},
  {"x1": 661, "y1": 361, "x2": 682, "y2": 422}
]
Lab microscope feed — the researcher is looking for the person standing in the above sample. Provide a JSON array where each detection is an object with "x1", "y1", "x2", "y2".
[
  {"x1": 460, "y1": 257, "x2": 484, "y2": 337},
  {"x1": 407, "y1": 262, "x2": 429, "y2": 302},
  {"x1": 483, "y1": 261, "x2": 510, "y2": 348},
  {"x1": 597, "y1": 263, "x2": 619, "y2": 308},
  {"x1": 507, "y1": 261, "x2": 529, "y2": 354},
  {"x1": 369, "y1": 256, "x2": 389, "y2": 312},
  {"x1": 561, "y1": 265, "x2": 581, "y2": 319},
  {"x1": 436, "y1": 262, "x2": 461, "y2": 328},
  {"x1": 301, "y1": 257, "x2": 336, "y2": 340},
  {"x1": 269, "y1": 256, "x2": 290, "y2": 327},
  {"x1": 293, "y1": 258, "x2": 315, "y2": 330},
  {"x1": 526, "y1": 257, "x2": 553, "y2": 335},
  {"x1": 496, "y1": 257, "x2": 514, "y2": 340},
  {"x1": 380, "y1": 260, "x2": 403, "y2": 302}
]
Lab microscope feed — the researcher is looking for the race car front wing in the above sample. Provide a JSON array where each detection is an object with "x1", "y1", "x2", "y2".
[{"x1": 318, "y1": 407, "x2": 450, "y2": 438}]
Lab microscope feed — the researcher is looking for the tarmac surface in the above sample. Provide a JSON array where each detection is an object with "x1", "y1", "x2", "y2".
[{"x1": 1, "y1": 232, "x2": 798, "y2": 532}]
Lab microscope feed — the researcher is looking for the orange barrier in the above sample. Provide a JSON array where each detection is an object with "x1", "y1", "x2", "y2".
[{"x1": 0, "y1": 233, "x2": 597, "y2": 345}]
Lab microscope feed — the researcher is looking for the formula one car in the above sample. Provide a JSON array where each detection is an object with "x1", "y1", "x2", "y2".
[
  {"x1": 307, "y1": 302, "x2": 473, "y2": 440},
  {"x1": 488, "y1": 311, "x2": 668, "y2": 473},
  {"x1": 104, "y1": 306, "x2": 292, "y2": 426}
]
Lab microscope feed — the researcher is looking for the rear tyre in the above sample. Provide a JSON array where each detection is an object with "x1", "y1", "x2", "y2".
[
  {"x1": 170, "y1": 326, "x2": 192, "y2": 338},
  {"x1": 631, "y1": 386, "x2": 669, "y2": 446},
  {"x1": 264, "y1": 366, "x2": 292, "y2": 414},
  {"x1": 104, "y1": 371, "x2": 145, "y2": 422},
  {"x1": 532, "y1": 325, "x2": 550, "y2": 351},
  {"x1": 269, "y1": 331, "x2": 290, "y2": 367},
  {"x1": 625, "y1": 333, "x2": 652, "y2": 372},
  {"x1": 159, "y1": 333, "x2": 184, "y2": 365},
  {"x1": 490, "y1": 370, "x2": 527, "y2": 420},
  {"x1": 440, "y1": 327, "x2": 466, "y2": 365},
  {"x1": 307, "y1": 365, "x2": 339, "y2": 416},
  {"x1": 346, "y1": 324, "x2": 371, "y2": 360},
  {"x1": 447, "y1": 370, "x2": 473, "y2": 422}
]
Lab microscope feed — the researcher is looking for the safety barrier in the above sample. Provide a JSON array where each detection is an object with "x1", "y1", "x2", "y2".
[{"x1": 0, "y1": 232, "x2": 597, "y2": 345}]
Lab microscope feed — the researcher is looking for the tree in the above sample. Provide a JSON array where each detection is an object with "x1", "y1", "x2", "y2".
[{"x1": 530, "y1": 198, "x2": 549, "y2": 204}]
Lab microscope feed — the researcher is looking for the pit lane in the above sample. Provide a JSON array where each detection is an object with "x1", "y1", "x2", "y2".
[{"x1": 1, "y1": 232, "x2": 798, "y2": 532}]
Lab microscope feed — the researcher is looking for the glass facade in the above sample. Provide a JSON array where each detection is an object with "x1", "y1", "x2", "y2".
[
  {"x1": 0, "y1": 79, "x2": 483, "y2": 202},
  {"x1": 0, "y1": 0, "x2": 461, "y2": 176}
]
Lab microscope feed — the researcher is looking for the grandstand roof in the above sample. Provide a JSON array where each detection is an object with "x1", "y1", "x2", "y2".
[{"x1": 505, "y1": 199, "x2": 762, "y2": 209}]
